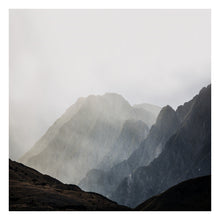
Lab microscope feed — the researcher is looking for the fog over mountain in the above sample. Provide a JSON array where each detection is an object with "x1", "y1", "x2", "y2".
[
  {"x1": 14, "y1": 84, "x2": 211, "y2": 210},
  {"x1": 20, "y1": 93, "x2": 159, "y2": 184},
  {"x1": 9, "y1": 10, "x2": 211, "y2": 160},
  {"x1": 9, "y1": 9, "x2": 211, "y2": 211},
  {"x1": 97, "y1": 119, "x2": 149, "y2": 171},
  {"x1": 18, "y1": 84, "x2": 211, "y2": 209},
  {"x1": 79, "y1": 104, "x2": 180, "y2": 196}
]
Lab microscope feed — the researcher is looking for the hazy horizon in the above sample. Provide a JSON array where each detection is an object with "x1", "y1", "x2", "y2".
[{"x1": 9, "y1": 9, "x2": 211, "y2": 160}]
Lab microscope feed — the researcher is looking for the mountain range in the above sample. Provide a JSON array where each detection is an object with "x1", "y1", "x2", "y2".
[
  {"x1": 20, "y1": 93, "x2": 159, "y2": 184},
  {"x1": 14, "y1": 84, "x2": 211, "y2": 210},
  {"x1": 111, "y1": 85, "x2": 211, "y2": 207}
]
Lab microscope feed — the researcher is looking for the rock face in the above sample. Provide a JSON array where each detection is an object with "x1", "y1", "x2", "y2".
[
  {"x1": 125, "y1": 105, "x2": 180, "y2": 170},
  {"x1": 9, "y1": 159, "x2": 130, "y2": 211},
  {"x1": 135, "y1": 175, "x2": 211, "y2": 211},
  {"x1": 19, "y1": 93, "x2": 159, "y2": 184},
  {"x1": 17, "y1": 85, "x2": 211, "y2": 210},
  {"x1": 79, "y1": 104, "x2": 180, "y2": 196},
  {"x1": 97, "y1": 119, "x2": 149, "y2": 171},
  {"x1": 111, "y1": 85, "x2": 211, "y2": 208}
]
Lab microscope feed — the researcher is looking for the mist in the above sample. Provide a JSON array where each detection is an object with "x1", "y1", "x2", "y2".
[{"x1": 9, "y1": 9, "x2": 211, "y2": 160}]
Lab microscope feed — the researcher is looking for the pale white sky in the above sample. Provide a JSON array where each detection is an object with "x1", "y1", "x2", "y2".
[{"x1": 9, "y1": 9, "x2": 211, "y2": 160}]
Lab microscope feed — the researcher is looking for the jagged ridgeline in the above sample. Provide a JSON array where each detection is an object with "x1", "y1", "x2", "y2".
[
  {"x1": 111, "y1": 85, "x2": 211, "y2": 207},
  {"x1": 19, "y1": 93, "x2": 160, "y2": 184},
  {"x1": 19, "y1": 85, "x2": 211, "y2": 209},
  {"x1": 79, "y1": 104, "x2": 180, "y2": 197}
]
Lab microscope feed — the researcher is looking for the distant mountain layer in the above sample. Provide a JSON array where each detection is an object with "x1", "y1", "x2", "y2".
[
  {"x1": 97, "y1": 119, "x2": 149, "y2": 171},
  {"x1": 135, "y1": 175, "x2": 211, "y2": 211},
  {"x1": 9, "y1": 159, "x2": 130, "y2": 211},
  {"x1": 111, "y1": 85, "x2": 211, "y2": 207},
  {"x1": 133, "y1": 103, "x2": 161, "y2": 118},
  {"x1": 19, "y1": 93, "x2": 160, "y2": 184},
  {"x1": 17, "y1": 85, "x2": 211, "y2": 210},
  {"x1": 79, "y1": 104, "x2": 180, "y2": 196}
]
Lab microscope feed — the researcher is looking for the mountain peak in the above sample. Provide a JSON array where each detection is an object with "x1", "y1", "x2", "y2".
[
  {"x1": 78, "y1": 93, "x2": 131, "y2": 108},
  {"x1": 103, "y1": 92, "x2": 124, "y2": 97},
  {"x1": 102, "y1": 93, "x2": 131, "y2": 105},
  {"x1": 156, "y1": 105, "x2": 176, "y2": 124},
  {"x1": 199, "y1": 84, "x2": 211, "y2": 95},
  {"x1": 162, "y1": 105, "x2": 174, "y2": 111}
]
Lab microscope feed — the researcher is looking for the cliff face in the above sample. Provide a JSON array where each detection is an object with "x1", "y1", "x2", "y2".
[
  {"x1": 17, "y1": 85, "x2": 211, "y2": 210},
  {"x1": 80, "y1": 105, "x2": 180, "y2": 197},
  {"x1": 97, "y1": 119, "x2": 149, "y2": 171},
  {"x1": 111, "y1": 85, "x2": 211, "y2": 208}
]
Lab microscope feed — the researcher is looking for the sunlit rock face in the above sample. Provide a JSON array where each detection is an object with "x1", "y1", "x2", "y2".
[
  {"x1": 19, "y1": 93, "x2": 160, "y2": 184},
  {"x1": 111, "y1": 85, "x2": 211, "y2": 208}
]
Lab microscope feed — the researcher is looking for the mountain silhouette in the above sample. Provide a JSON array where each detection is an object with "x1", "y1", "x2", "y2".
[{"x1": 111, "y1": 85, "x2": 211, "y2": 207}]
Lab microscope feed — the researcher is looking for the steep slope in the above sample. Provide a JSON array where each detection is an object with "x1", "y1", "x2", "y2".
[
  {"x1": 9, "y1": 159, "x2": 130, "y2": 211},
  {"x1": 111, "y1": 85, "x2": 211, "y2": 208},
  {"x1": 19, "y1": 93, "x2": 155, "y2": 184},
  {"x1": 20, "y1": 97, "x2": 87, "y2": 164},
  {"x1": 79, "y1": 105, "x2": 180, "y2": 197},
  {"x1": 97, "y1": 119, "x2": 149, "y2": 171},
  {"x1": 135, "y1": 175, "x2": 211, "y2": 211},
  {"x1": 126, "y1": 105, "x2": 180, "y2": 170}
]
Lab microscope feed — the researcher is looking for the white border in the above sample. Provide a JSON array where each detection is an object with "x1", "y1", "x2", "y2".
[{"x1": 1, "y1": 0, "x2": 219, "y2": 220}]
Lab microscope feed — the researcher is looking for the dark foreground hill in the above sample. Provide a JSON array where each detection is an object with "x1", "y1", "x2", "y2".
[
  {"x1": 135, "y1": 175, "x2": 211, "y2": 211},
  {"x1": 9, "y1": 159, "x2": 130, "y2": 211},
  {"x1": 9, "y1": 159, "x2": 211, "y2": 211}
]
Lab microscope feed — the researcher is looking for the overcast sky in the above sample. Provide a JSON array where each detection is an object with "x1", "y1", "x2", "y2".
[{"x1": 9, "y1": 9, "x2": 211, "y2": 160}]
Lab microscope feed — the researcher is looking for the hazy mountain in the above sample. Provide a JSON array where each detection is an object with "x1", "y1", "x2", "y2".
[
  {"x1": 125, "y1": 105, "x2": 180, "y2": 170},
  {"x1": 97, "y1": 119, "x2": 149, "y2": 171},
  {"x1": 135, "y1": 175, "x2": 211, "y2": 211},
  {"x1": 133, "y1": 103, "x2": 161, "y2": 118},
  {"x1": 111, "y1": 85, "x2": 211, "y2": 207},
  {"x1": 18, "y1": 85, "x2": 211, "y2": 210},
  {"x1": 79, "y1": 104, "x2": 179, "y2": 196},
  {"x1": 19, "y1": 93, "x2": 157, "y2": 184},
  {"x1": 9, "y1": 159, "x2": 130, "y2": 211}
]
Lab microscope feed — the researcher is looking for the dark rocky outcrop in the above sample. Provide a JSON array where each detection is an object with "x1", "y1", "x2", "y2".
[{"x1": 135, "y1": 175, "x2": 211, "y2": 211}]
